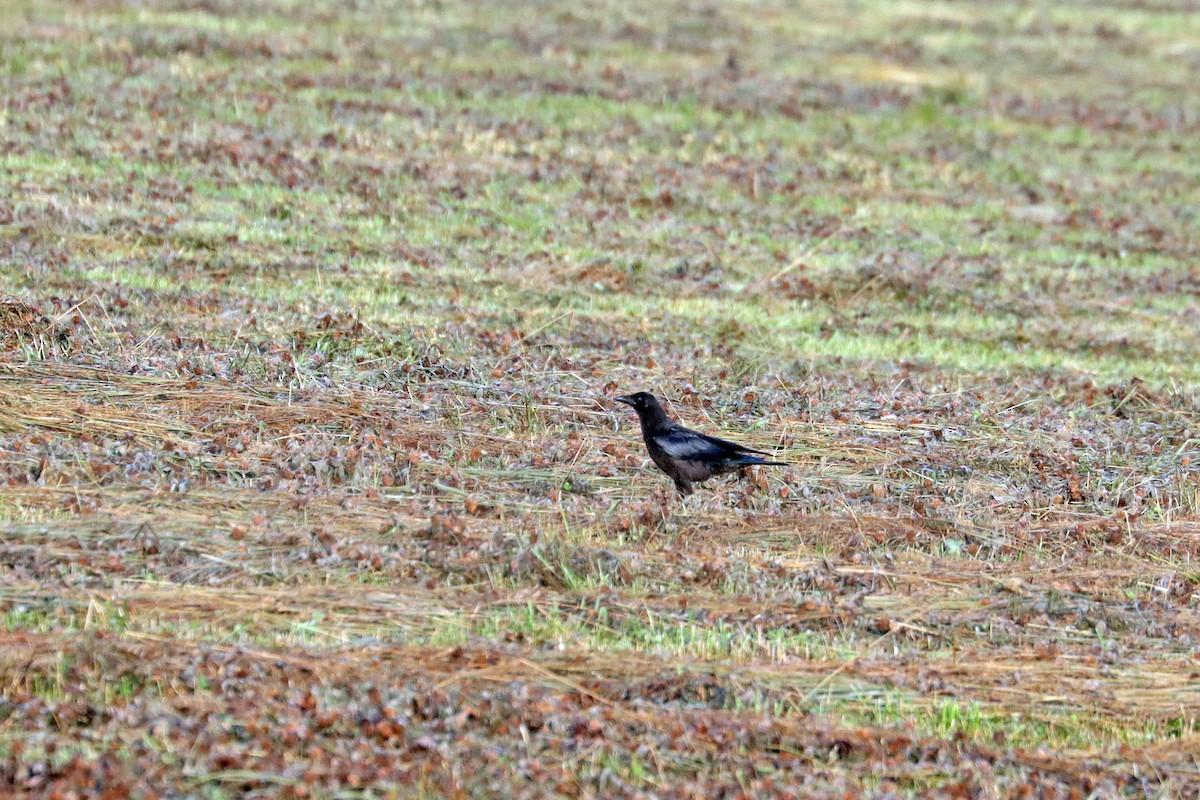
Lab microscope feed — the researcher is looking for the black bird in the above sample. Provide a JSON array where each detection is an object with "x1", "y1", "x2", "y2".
[{"x1": 615, "y1": 392, "x2": 786, "y2": 496}]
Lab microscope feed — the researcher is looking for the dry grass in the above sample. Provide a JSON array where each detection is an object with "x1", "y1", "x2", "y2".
[{"x1": 2, "y1": 0, "x2": 1200, "y2": 796}]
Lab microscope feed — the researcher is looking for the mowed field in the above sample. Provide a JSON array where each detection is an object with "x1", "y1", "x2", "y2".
[{"x1": 2, "y1": 0, "x2": 1200, "y2": 796}]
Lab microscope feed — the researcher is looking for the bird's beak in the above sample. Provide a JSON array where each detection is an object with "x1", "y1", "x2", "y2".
[{"x1": 615, "y1": 395, "x2": 635, "y2": 407}]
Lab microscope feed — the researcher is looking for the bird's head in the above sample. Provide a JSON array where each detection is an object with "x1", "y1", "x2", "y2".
[
  {"x1": 615, "y1": 392, "x2": 668, "y2": 423},
  {"x1": 615, "y1": 391, "x2": 655, "y2": 410}
]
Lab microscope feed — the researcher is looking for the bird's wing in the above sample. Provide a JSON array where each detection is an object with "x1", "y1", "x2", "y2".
[
  {"x1": 654, "y1": 427, "x2": 747, "y2": 463},
  {"x1": 654, "y1": 428, "x2": 723, "y2": 461}
]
